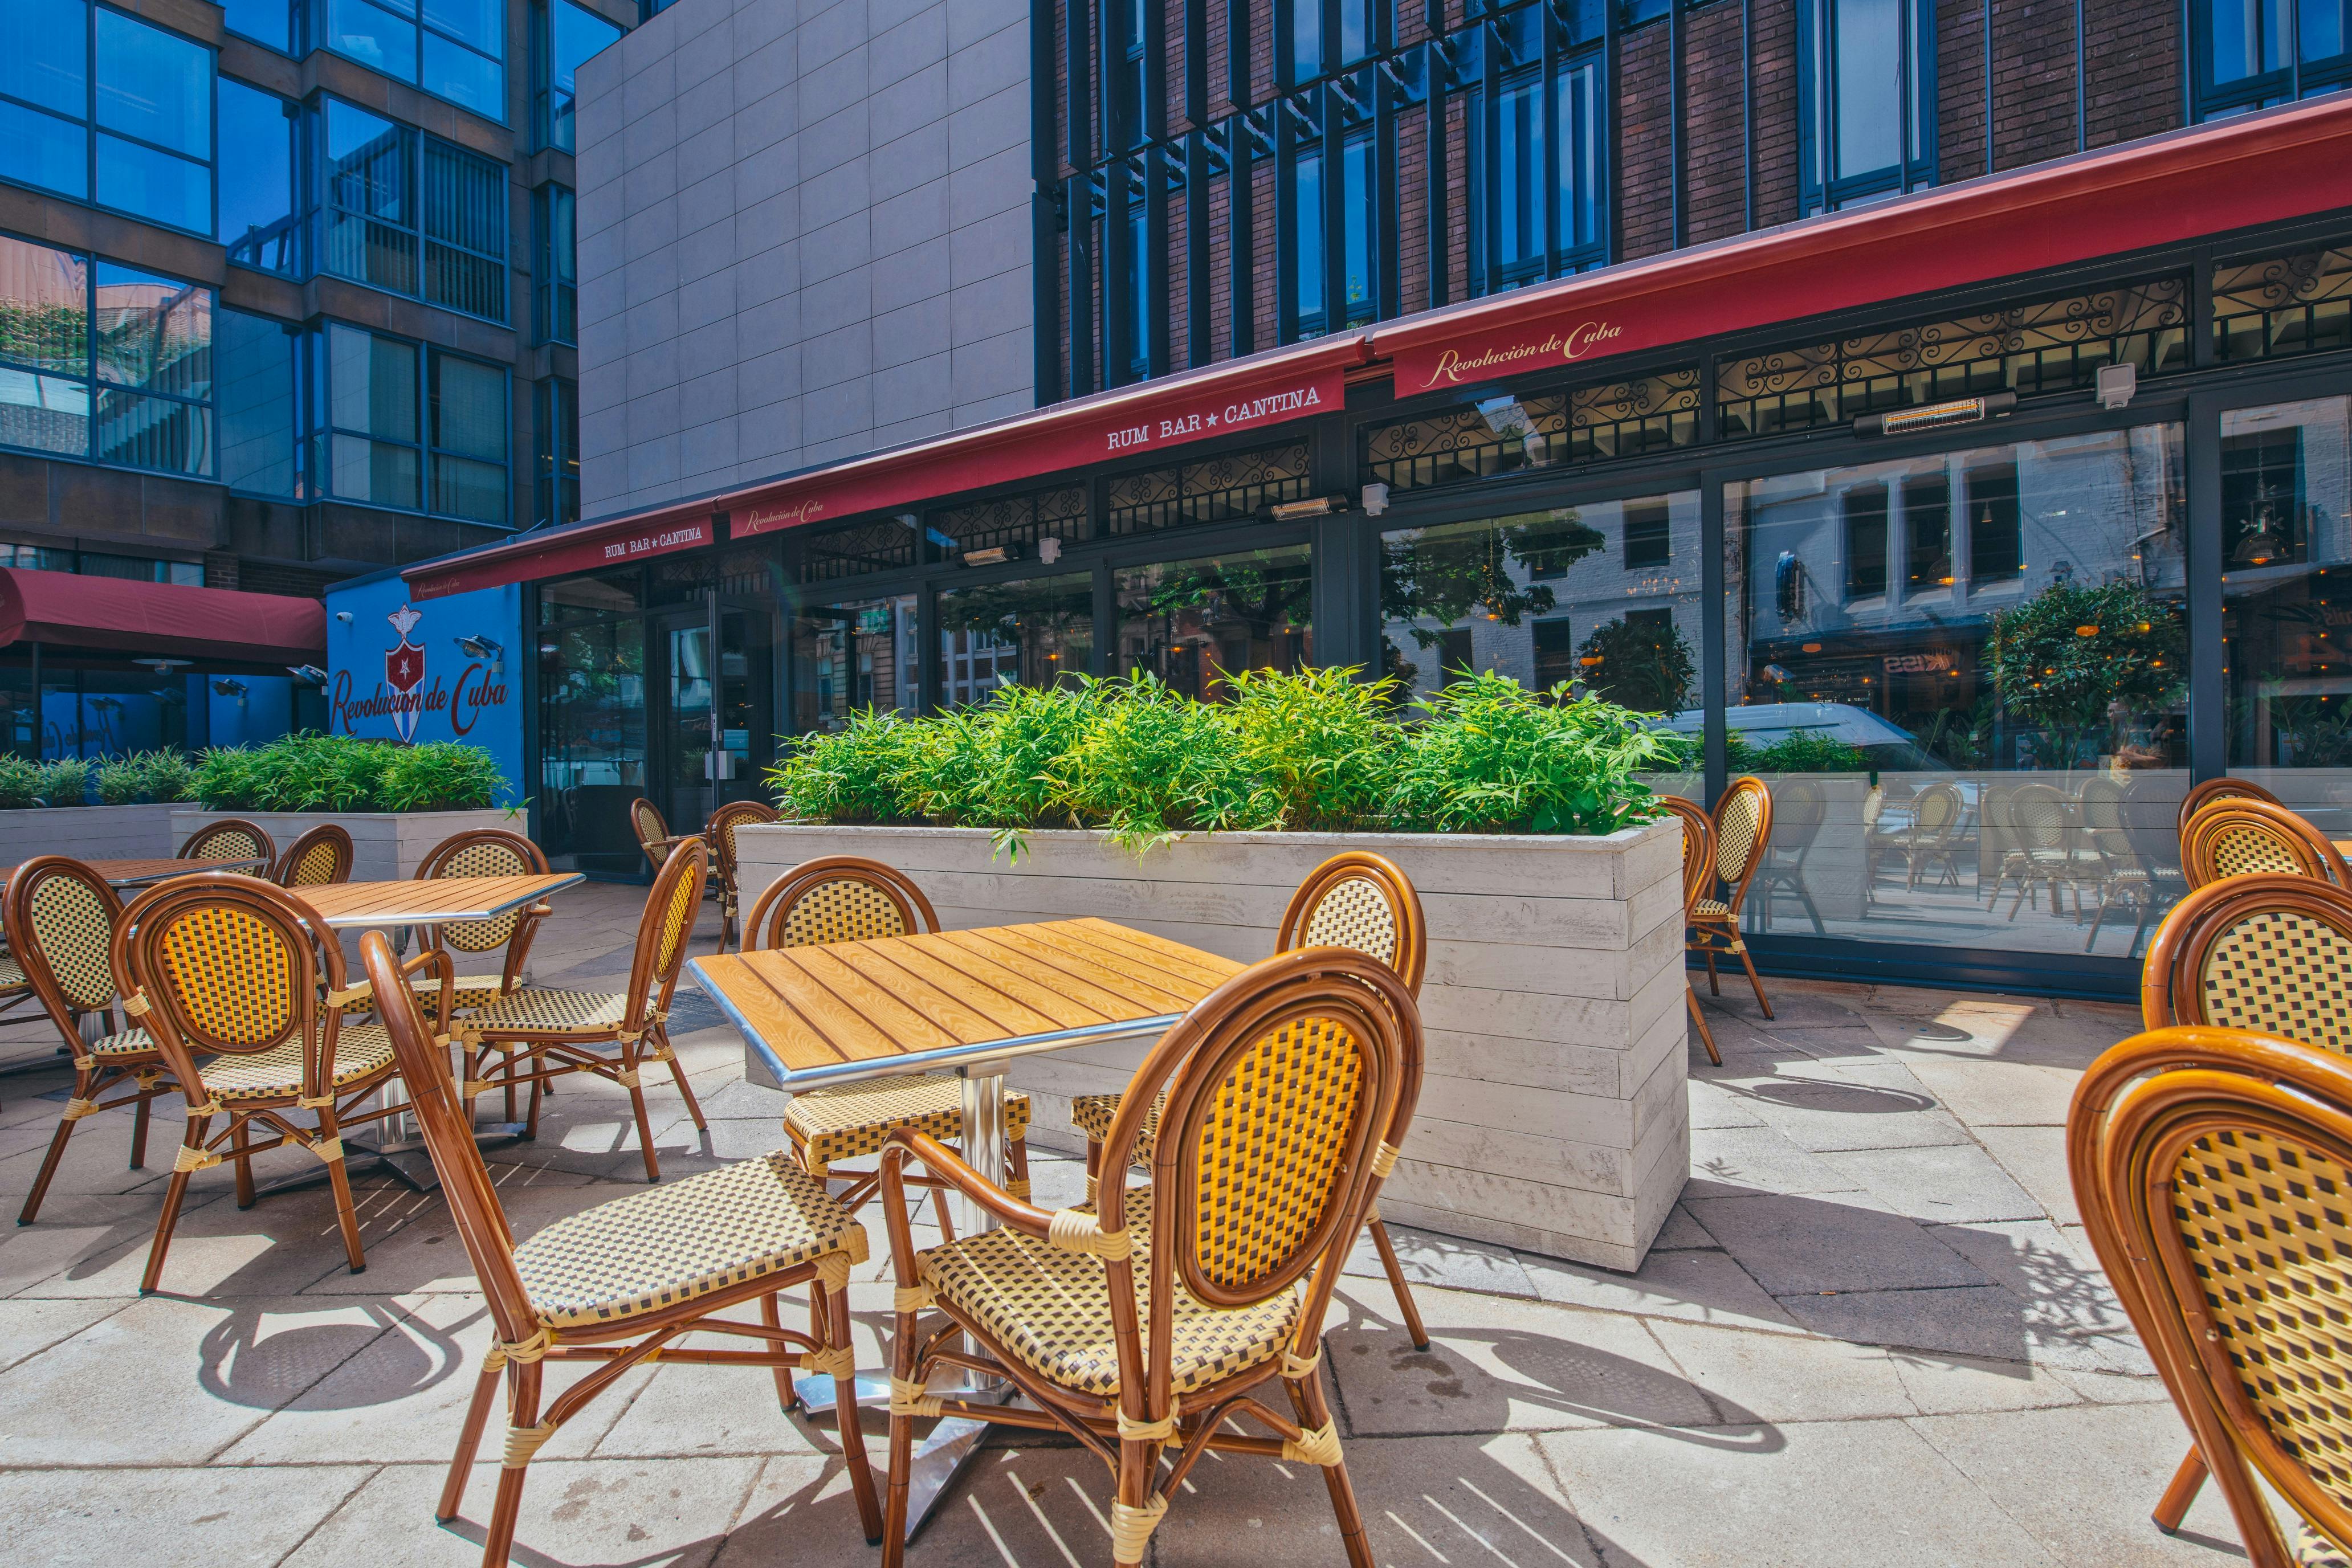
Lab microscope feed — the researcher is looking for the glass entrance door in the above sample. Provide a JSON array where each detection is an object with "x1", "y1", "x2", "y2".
[{"x1": 652, "y1": 601, "x2": 771, "y2": 843}]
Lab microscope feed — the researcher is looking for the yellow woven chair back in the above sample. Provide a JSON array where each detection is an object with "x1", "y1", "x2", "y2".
[
  {"x1": 1275, "y1": 851, "x2": 1427, "y2": 996},
  {"x1": 2072, "y1": 1026, "x2": 2352, "y2": 1565},
  {"x1": 2006, "y1": 783, "x2": 2070, "y2": 852},
  {"x1": 2178, "y1": 775, "x2": 2284, "y2": 839},
  {"x1": 116, "y1": 876, "x2": 349, "y2": 1112},
  {"x1": 744, "y1": 856, "x2": 939, "y2": 952},
  {"x1": 706, "y1": 801, "x2": 780, "y2": 880},
  {"x1": 1110, "y1": 949, "x2": 1413, "y2": 1317},
  {"x1": 275, "y1": 824, "x2": 353, "y2": 888},
  {"x1": 181, "y1": 819, "x2": 276, "y2": 865},
  {"x1": 2144, "y1": 873, "x2": 2352, "y2": 1057},
  {"x1": 1711, "y1": 776, "x2": 1772, "y2": 889},
  {"x1": 2182, "y1": 799, "x2": 2343, "y2": 891},
  {"x1": 1913, "y1": 781, "x2": 1962, "y2": 834},
  {"x1": 421, "y1": 830, "x2": 545, "y2": 953},
  {"x1": 9, "y1": 857, "x2": 125, "y2": 1018}
]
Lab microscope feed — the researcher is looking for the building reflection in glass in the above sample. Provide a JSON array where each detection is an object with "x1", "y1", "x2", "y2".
[
  {"x1": 1727, "y1": 424, "x2": 2189, "y2": 957},
  {"x1": 1115, "y1": 546, "x2": 1311, "y2": 702}
]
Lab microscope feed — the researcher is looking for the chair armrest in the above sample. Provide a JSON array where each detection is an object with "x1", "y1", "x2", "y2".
[{"x1": 878, "y1": 1128, "x2": 1065, "y2": 1284}]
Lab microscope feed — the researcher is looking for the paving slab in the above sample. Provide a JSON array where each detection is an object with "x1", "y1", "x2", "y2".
[
  {"x1": 1341, "y1": 1218, "x2": 1539, "y2": 1300},
  {"x1": 1518, "y1": 1247, "x2": 1803, "y2": 1334},
  {"x1": 0, "y1": 1292, "x2": 124, "y2": 1371},
  {"x1": 282, "y1": 1456, "x2": 765, "y2": 1568},
  {"x1": 221, "y1": 1292, "x2": 499, "y2": 1464},
  {"x1": 1886, "y1": 1349, "x2": 2092, "y2": 1415},
  {"x1": 1537, "y1": 1416, "x2": 2066, "y2": 1567},
  {"x1": 1974, "y1": 1123, "x2": 2083, "y2": 1226},
  {"x1": 1909, "y1": 1401, "x2": 2253, "y2": 1565},
  {"x1": 1904, "y1": 1057, "x2": 2084, "y2": 1126},
  {"x1": 0, "y1": 1462, "x2": 376, "y2": 1568},
  {"x1": 1810, "y1": 1141, "x2": 2046, "y2": 1225},
  {"x1": 1775, "y1": 1284, "x2": 2115, "y2": 1372},
  {"x1": 1688, "y1": 1124, "x2": 1869, "y2": 1197},
  {"x1": 1644, "y1": 1317, "x2": 1917, "y2": 1423},
  {"x1": 1323, "y1": 1282, "x2": 1724, "y2": 1435},
  {"x1": 1680, "y1": 1191, "x2": 1991, "y2": 1295},
  {"x1": 1925, "y1": 1219, "x2": 2130, "y2": 1338}
]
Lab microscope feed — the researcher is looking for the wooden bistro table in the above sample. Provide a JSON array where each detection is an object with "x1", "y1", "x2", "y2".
[
  {"x1": 275, "y1": 871, "x2": 585, "y2": 1193},
  {"x1": 688, "y1": 915, "x2": 1243, "y2": 1537}
]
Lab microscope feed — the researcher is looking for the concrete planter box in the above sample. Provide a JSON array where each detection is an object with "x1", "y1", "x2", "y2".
[
  {"x1": 171, "y1": 808, "x2": 516, "y2": 881},
  {"x1": 735, "y1": 820, "x2": 1689, "y2": 1272},
  {"x1": 0, "y1": 802, "x2": 181, "y2": 865}
]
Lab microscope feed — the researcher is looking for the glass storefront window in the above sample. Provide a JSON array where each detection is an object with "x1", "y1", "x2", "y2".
[
  {"x1": 1380, "y1": 492, "x2": 1703, "y2": 798},
  {"x1": 537, "y1": 571, "x2": 646, "y2": 875},
  {"x1": 791, "y1": 594, "x2": 918, "y2": 733},
  {"x1": 1114, "y1": 545, "x2": 1312, "y2": 701},
  {"x1": 2222, "y1": 395, "x2": 2352, "y2": 835},
  {"x1": 937, "y1": 574, "x2": 1094, "y2": 706},
  {"x1": 1729, "y1": 423, "x2": 2190, "y2": 957}
]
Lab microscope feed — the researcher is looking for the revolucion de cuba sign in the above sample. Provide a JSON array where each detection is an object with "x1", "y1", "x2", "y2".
[{"x1": 323, "y1": 572, "x2": 525, "y2": 797}]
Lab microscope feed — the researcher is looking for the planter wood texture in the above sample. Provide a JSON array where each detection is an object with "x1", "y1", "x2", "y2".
[
  {"x1": 735, "y1": 822, "x2": 1689, "y2": 1271},
  {"x1": 171, "y1": 808, "x2": 517, "y2": 881},
  {"x1": 0, "y1": 802, "x2": 181, "y2": 865}
]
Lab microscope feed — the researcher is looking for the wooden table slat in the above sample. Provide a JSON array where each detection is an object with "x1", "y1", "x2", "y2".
[
  {"x1": 918, "y1": 930, "x2": 1140, "y2": 1026},
  {"x1": 964, "y1": 924, "x2": 1202, "y2": 1013},
  {"x1": 1067, "y1": 917, "x2": 1244, "y2": 986},
  {"x1": 826, "y1": 940, "x2": 1058, "y2": 1044},
  {"x1": 3, "y1": 856, "x2": 265, "y2": 889},
  {"x1": 780, "y1": 944, "x2": 967, "y2": 1056},
  {"x1": 691, "y1": 919, "x2": 1240, "y2": 1091},
  {"x1": 735, "y1": 950, "x2": 913, "y2": 1065},
  {"x1": 291, "y1": 873, "x2": 580, "y2": 929}
]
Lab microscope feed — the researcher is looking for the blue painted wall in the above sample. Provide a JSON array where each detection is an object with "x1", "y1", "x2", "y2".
[{"x1": 323, "y1": 575, "x2": 526, "y2": 806}]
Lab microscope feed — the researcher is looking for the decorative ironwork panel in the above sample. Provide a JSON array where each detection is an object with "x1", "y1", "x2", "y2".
[
  {"x1": 932, "y1": 484, "x2": 1090, "y2": 564},
  {"x1": 1104, "y1": 441, "x2": 1310, "y2": 534},
  {"x1": 1364, "y1": 370, "x2": 1699, "y2": 493},
  {"x1": 797, "y1": 517, "x2": 918, "y2": 584},
  {"x1": 2213, "y1": 244, "x2": 2352, "y2": 363},
  {"x1": 1715, "y1": 276, "x2": 2190, "y2": 440}
]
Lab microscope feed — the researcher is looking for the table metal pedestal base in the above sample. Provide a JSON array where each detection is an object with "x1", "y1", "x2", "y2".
[
  {"x1": 256, "y1": 1120, "x2": 528, "y2": 1198},
  {"x1": 790, "y1": 1373, "x2": 1017, "y2": 1539}
]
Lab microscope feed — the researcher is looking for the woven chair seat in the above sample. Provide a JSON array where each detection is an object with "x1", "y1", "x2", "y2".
[
  {"x1": 0, "y1": 954, "x2": 26, "y2": 990},
  {"x1": 1069, "y1": 1091, "x2": 1163, "y2": 1160},
  {"x1": 2296, "y1": 1520, "x2": 2352, "y2": 1566},
  {"x1": 920, "y1": 1186, "x2": 1299, "y2": 1398},
  {"x1": 336, "y1": 975, "x2": 511, "y2": 1016},
  {"x1": 460, "y1": 987, "x2": 631, "y2": 1038},
  {"x1": 785, "y1": 1073, "x2": 1030, "y2": 1169},
  {"x1": 89, "y1": 1027, "x2": 156, "y2": 1057},
  {"x1": 512, "y1": 1151, "x2": 866, "y2": 1328},
  {"x1": 1690, "y1": 898, "x2": 1733, "y2": 918},
  {"x1": 202, "y1": 1023, "x2": 398, "y2": 1101}
]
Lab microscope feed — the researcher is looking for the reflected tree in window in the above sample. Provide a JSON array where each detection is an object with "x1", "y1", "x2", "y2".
[
  {"x1": 1576, "y1": 611, "x2": 1694, "y2": 714},
  {"x1": 1379, "y1": 509, "x2": 1606, "y2": 687},
  {"x1": 1986, "y1": 579, "x2": 2186, "y2": 770}
]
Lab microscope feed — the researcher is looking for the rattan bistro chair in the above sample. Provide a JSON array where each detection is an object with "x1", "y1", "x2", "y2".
[
  {"x1": 706, "y1": 799, "x2": 781, "y2": 952},
  {"x1": 1070, "y1": 851, "x2": 1437, "y2": 1347},
  {"x1": 1653, "y1": 798, "x2": 1723, "y2": 1066},
  {"x1": 10, "y1": 856, "x2": 181, "y2": 1224},
  {"x1": 117, "y1": 873, "x2": 437, "y2": 1292},
  {"x1": 876, "y1": 946, "x2": 1419, "y2": 1568},
  {"x1": 2176, "y1": 775, "x2": 2285, "y2": 839},
  {"x1": 335, "y1": 830, "x2": 555, "y2": 1065},
  {"x1": 273, "y1": 823, "x2": 354, "y2": 888},
  {"x1": 629, "y1": 797, "x2": 686, "y2": 876},
  {"x1": 1905, "y1": 779, "x2": 1968, "y2": 891},
  {"x1": 748, "y1": 856, "x2": 1036, "y2": 1227},
  {"x1": 354, "y1": 931, "x2": 883, "y2": 1568},
  {"x1": 1689, "y1": 775, "x2": 1776, "y2": 1018},
  {"x1": 2116, "y1": 872, "x2": 2352, "y2": 1539},
  {"x1": 2180, "y1": 798, "x2": 2350, "y2": 891},
  {"x1": 451, "y1": 839, "x2": 710, "y2": 1182},
  {"x1": 180, "y1": 818, "x2": 276, "y2": 865},
  {"x1": 2069, "y1": 1023, "x2": 2352, "y2": 1567}
]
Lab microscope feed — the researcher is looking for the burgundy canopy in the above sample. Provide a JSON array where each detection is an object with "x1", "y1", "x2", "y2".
[{"x1": 0, "y1": 569, "x2": 327, "y2": 665}]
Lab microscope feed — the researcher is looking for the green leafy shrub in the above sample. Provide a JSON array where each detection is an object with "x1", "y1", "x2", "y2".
[
  {"x1": 1746, "y1": 730, "x2": 1868, "y2": 774},
  {"x1": 766, "y1": 666, "x2": 1673, "y2": 847},
  {"x1": 0, "y1": 756, "x2": 39, "y2": 810},
  {"x1": 96, "y1": 749, "x2": 198, "y2": 805},
  {"x1": 34, "y1": 758, "x2": 91, "y2": 807},
  {"x1": 1385, "y1": 672, "x2": 1677, "y2": 835},
  {"x1": 193, "y1": 734, "x2": 504, "y2": 812}
]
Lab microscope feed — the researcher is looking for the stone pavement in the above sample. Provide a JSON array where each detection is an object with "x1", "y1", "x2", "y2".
[{"x1": 0, "y1": 880, "x2": 2260, "y2": 1567}]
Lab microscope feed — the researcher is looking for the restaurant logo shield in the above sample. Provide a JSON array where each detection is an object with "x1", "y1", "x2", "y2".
[{"x1": 384, "y1": 603, "x2": 426, "y2": 741}]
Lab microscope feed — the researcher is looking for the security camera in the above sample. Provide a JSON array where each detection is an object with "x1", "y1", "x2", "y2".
[
  {"x1": 333, "y1": 610, "x2": 353, "y2": 623},
  {"x1": 287, "y1": 664, "x2": 331, "y2": 688}
]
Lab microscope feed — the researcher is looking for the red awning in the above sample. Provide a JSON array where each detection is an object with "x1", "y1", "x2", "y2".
[
  {"x1": 1376, "y1": 92, "x2": 2352, "y2": 394},
  {"x1": 0, "y1": 569, "x2": 327, "y2": 665},
  {"x1": 403, "y1": 332, "x2": 1369, "y2": 599}
]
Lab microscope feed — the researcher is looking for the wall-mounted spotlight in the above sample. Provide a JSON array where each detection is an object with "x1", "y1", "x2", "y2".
[
  {"x1": 133, "y1": 657, "x2": 191, "y2": 675},
  {"x1": 211, "y1": 678, "x2": 249, "y2": 707},
  {"x1": 287, "y1": 664, "x2": 331, "y2": 689},
  {"x1": 456, "y1": 634, "x2": 504, "y2": 672}
]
